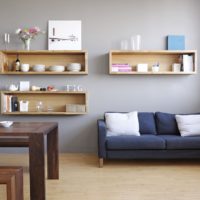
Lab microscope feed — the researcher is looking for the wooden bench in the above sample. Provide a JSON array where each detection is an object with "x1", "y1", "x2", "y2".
[{"x1": 0, "y1": 167, "x2": 24, "y2": 200}]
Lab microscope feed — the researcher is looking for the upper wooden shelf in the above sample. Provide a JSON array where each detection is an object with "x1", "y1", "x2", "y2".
[
  {"x1": 0, "y1": 50, "x2": 88, "y2": 75},
  {"x1": 109, "y1": 50, "x2": 197, "y2": 75}
]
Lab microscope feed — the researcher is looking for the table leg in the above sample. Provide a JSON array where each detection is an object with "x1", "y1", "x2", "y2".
[
  {"x1": 29, "y1": 134, "x2": 45, "y2": 200},
  {"x1": 47, "y1": 126, "x2": 59, "y2": 179}
]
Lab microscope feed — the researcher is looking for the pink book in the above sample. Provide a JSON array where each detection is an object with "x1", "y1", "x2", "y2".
[{"x1": 112, "y1": 63, "x2": 130, "y2": 67}]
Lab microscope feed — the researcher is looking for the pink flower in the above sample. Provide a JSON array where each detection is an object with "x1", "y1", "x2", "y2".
[
  {"x1": 15, "y1": 28, "x2": 21, "y2": 34},
  {"x1": 15, "y1": 26, "x2": 44, "y2": 40}
]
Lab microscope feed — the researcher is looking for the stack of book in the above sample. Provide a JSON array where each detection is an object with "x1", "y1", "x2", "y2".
[
  {"x1": 111, "y1": 63, "x2": 132, "y2": 72},
  {"x1": 2, "y1": 95, "x2": 19, "y2": 112}
]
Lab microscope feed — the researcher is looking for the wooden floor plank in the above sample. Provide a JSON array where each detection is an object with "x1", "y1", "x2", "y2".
[{"x1": 0, "y1": 153, "x2": 200, "y2": 200}]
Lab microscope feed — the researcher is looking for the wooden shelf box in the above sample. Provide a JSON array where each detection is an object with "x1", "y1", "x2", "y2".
[
  {"x1": 1, "y1": 91, "x2": 88, "y2": 115},
  {"x1": 0, "y1": 50, "x2": 88, "y2": 75},
  {"x1": 109, "y1": 50, "x2": 197, "y2": 75}
]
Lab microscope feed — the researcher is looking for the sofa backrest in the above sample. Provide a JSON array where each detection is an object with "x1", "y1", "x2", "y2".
[{"x1": 155, "y1": 112, "x2": 180, "y2": 135}]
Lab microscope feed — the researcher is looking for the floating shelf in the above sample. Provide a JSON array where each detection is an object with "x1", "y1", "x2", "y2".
[
  {"x1": 109, "y1": 50, "x2": 197, "y2": 75},
  {"x1": 0, "y1": 50, "x2": 88, "y2": 75},
  {"x1": 1, "y1": 91, "x2": 88, "y2": 116}
]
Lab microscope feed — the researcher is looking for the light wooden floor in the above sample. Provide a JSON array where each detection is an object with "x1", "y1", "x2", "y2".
[{"x1": 0, "y1": 153, "x2": 200, "y2": 200}]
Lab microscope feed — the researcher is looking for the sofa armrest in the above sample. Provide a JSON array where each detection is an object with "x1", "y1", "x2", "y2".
[{"x1": 97, "y1": 119, "x2": 107, "y2": 159}]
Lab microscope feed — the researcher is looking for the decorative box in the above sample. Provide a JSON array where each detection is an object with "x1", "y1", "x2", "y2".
[{"x1": 136, "y1": 64, "x2": 148, "y2": 72}]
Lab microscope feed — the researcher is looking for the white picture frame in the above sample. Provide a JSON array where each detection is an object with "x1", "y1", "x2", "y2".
[
  {"x1": 48, "y1": 20, "x2": 82, "y2": 50},
  {"x1": 20, "y1": 81, "x2": 30, "y2": 91}
]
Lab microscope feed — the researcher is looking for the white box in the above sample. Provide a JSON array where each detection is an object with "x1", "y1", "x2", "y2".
[
  {"x1": 19, "y1": 101, "x2": 29, "y2": 112},
  {"x1": 66, "y1": 104, "x2": 86, "y2": 113},
  {"x1": 137, "y1": 64, "x2": 148, "y2": 72}
]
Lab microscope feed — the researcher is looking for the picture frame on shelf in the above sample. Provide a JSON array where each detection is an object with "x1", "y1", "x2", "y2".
[
  {"x1": 48, "y1": 20, "x2": 82, "y2": 50},
  {"x1": 19, "y1": 81, "x2": 30, "y2": 91}
]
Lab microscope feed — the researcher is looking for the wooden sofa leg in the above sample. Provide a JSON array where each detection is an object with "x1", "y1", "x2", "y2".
[{"x1": 99, "y1": 158, "x2": 104, "y2": 168}]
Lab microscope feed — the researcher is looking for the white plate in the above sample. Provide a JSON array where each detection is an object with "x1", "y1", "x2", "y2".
[{"x1": 0, "y1": 121, "x2": 13, "y2": 128}]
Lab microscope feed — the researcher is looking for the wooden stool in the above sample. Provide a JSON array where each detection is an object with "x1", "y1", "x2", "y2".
[{"x1": 0, "y1": 167, "x2": 23, "y2": 200}]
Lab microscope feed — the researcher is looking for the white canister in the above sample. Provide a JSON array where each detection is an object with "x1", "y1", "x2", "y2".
[
  {"x1": 19, "y1": 100, "x2": 29, "y2": 112},
  {"x1": 152, "y1": 66, "x2": 159, "y2": 72},
  {"x1": 172, "y1": 63, "x2": 181, "y2": 72},
  {"x1": 20, "y1": 64, "x2": 30, "y2": 72}
]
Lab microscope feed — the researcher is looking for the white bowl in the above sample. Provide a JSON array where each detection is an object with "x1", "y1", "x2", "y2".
[
  {"x1": 0, "y1": 121, "x2": 13, "y2": 128},
  {"x1": 32, "y1": 64, "x2": 46, "y2": 72},
  {"x1": 67, "y1": 63, "x2": 81, "y2": 72},
  {"x1": 49, "y1": 65, "x2": 65, "y2": 72},
  {"x1": 21, "y1": 64, "x2": 30, "y2": 72}
]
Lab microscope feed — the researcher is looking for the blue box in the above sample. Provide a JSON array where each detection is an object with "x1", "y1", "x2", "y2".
[{"x1": 167, "y1": 35, "x2": 185, "y2": 50}]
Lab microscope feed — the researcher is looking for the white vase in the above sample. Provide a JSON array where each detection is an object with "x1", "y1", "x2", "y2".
[{"x1": 23, "y1": 38, "x2": 31, "y2": 50}]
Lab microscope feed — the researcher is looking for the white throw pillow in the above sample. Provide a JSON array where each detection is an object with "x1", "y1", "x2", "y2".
[
  {"x1": 105, "y1": 112, "x2": 140, "y2": 136},
  {"x1": 175, "y1": 115, "x2": 200, "y2": 137}
]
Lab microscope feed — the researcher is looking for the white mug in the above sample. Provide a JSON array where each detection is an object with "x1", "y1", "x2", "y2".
[{"x1": 21, "y1": 64, "x2": 30, "y2": 72}]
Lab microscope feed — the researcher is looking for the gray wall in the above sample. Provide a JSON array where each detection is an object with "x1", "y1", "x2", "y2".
[{"x1": 0, "y1": 0, "x2": 200, "y2": 153}]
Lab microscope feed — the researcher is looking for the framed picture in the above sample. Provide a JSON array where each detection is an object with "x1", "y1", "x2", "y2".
[
  {"x1": 19, "y1": 81, "x2": 30, "y2": 91},
  {"x1": 48, "y1": 20, "x2": 82, "y2": 50}
]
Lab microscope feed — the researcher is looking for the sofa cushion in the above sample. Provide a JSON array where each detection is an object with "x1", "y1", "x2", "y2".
[
  {"x1": 106, "y1": 135, "x2": 166, "y2": 150},
  {"x1": 155, "y1": 112, "x2": 180, "y2": 135},
  {"x1": 138, "y1": 112, "x2": 157, "y2": 135},
  {"x1": 160, "y1": 135, "x2": 200, "y2": 149},
  {"x1": 105, "y1": 112, "x2": 140, "y2": 136},
  {"x1": 175, "y1": 115, "x2": 200, "y2": 137}
]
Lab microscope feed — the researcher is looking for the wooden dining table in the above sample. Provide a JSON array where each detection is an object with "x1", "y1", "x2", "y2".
[{"x1": 0, "y1": 122, "x2": 59, "y2": 200}]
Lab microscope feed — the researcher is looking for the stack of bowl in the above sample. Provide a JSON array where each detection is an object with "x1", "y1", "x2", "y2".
[
  {"x1": 67, "y1": 63, "x2": 81, "y2": 72},
  {"x1": 32, "y1": 64, "x2": 46, "y2": 72}
]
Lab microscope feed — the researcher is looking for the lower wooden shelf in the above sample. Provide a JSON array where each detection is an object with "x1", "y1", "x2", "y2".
[
  {"x1": 1, "y1": 111, "x2": 87, "y2": 115},
  {"x1": 1, "y1": 91, "x2": 88, "y2": 116}
]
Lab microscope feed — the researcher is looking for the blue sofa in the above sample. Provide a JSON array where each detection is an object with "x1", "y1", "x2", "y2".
[{"x1": 97, "y1": 112, "x2": 200, "y2": 167}]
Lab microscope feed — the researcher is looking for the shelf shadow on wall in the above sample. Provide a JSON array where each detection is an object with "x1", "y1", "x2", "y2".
[{"x1": 90, "y1": 53, "x2": 109, "y2": 75}]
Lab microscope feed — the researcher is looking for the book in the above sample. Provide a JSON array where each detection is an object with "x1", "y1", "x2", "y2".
[
  {"x1": 11, "y1": 96, "x2": 19, "y2": 112},
  {"x1": 112, "y1": 67, "x2": 132, "y2": 72},
  {"x1": 3, "y1": 95, "x2": 7, "y2": 112},
  {"x1": 167, "y1": 35, "x2": 185, "y2": 50},
  {"x1": 112, "y1": 63, "x2": 130, "y2": 67},
  {"x1": 6, "y1": 95, "x2": 12, "y2": 112}
]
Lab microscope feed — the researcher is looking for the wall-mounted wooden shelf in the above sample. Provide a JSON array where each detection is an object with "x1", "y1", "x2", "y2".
[
  {"x1": 109, "y1": 50, "x2": 197, "y2": 75},
  {"x1": 0, "y1": 50, "x2": 88, "y2": 75},
  {"x1": 1, "y1": 91, "x2": 88, "y2": 115}
]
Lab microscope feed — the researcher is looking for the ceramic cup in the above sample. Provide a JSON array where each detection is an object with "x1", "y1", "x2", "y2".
[{"x1": 20, "y1": 64, "x2": 30, "y2": 72}]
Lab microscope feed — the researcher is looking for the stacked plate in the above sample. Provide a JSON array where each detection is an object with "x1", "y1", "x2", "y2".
[{"x1": 67, "y1": 63, "x2": 81, "y2": 72}]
